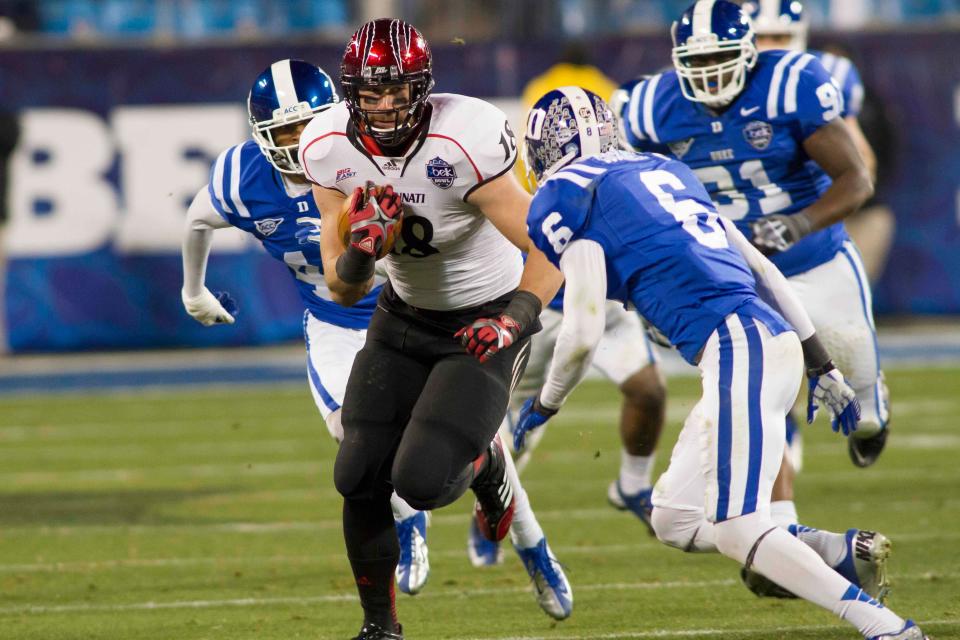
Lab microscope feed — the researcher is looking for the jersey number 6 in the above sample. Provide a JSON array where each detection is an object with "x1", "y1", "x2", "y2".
[{"x1": 640, "y1": 169, "x2": 728, "y2": 250}]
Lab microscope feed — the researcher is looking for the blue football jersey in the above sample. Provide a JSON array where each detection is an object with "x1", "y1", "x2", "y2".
[
  {"x1": 811, "y1": 50, "x2": 864, "y2": 118},
  {"x1": 207, "y1": 140, "x2": 379, "y2": 329},
  {"x1": 527, "y1": 151, "x2": 790, "y2": 364},
  {"x1": 620, "y1": 50, "x2": 849, "y2": 278}
]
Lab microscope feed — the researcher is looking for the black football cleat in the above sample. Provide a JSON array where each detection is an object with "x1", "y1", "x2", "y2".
[
  {"x1": 848, "y1": 427, "x2": 889, "y2": 468},
  {"x1": 470, "y1": 435, "x2": 515, "y2": 542},
  {"x1": 739, "y1": 567, "x2": 798, "y2": 599},
  {"x1": 352, "y1": 622, "x2": 403, "y2": 640}
]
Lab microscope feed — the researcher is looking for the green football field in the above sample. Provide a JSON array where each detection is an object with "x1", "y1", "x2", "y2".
[{"x1": 1, "y1": 368, "x2": 958, "y2": 640}]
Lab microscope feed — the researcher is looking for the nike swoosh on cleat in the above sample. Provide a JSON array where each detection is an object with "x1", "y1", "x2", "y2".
[{"x1": 740, "y1": 106, "x2": 760, "y2": 116}]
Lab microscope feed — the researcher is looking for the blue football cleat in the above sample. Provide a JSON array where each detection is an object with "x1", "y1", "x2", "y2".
[
  {"x1": 467, "y1": 518, "x2": 503, "y2": 567},
  {"x1": 869, "y1": 620, "x2": 929, "y2": 640},
  {"x1": 514, "y1": 537, "x2": 573, "y2": 620},
  {"x1": 834, "y1": 529, "x2": 891, "y2": 603},
  {"x1": 395, "y1": 511, "x2": 429, "y2": 595},
  {"x1": 607, "y1": 480, "x2": 655, "y2": 535}
]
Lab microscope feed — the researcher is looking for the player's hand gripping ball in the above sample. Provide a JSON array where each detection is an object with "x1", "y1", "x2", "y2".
[{"x1": 338, "y1": 182, "x2": 404, "y2": 259}]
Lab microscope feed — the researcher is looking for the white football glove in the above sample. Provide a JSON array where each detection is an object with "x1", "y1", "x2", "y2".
[
  {"x1": 295, "y1": 217, "x2": 322, "y2": 245},
  {"x1": 182, "y1": 287, "x2": 236, "y2": 326},
  {"x1": 807, "y1": 367, "x2": 861, "y2": 436}
]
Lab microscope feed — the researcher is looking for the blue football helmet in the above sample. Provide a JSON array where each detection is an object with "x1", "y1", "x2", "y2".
[
  {"x1": 742, "y1": 0, "x2": 808, "y2": 51},
  {"x1": 671, "y1": 0, "x2": 758, "y2": 108},
  {"x1": 522, "y1": 86, "x2": 618, "y2": 190},
  {"x1": 248, "y1": 59, "x2": 339, "y2": 175}
]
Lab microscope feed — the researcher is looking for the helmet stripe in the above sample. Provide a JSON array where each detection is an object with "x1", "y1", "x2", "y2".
[
  {"x1": 270, "y1": 60, "x2": 299, "y2": 110},
  {"x1": 692, "y1": 0, "x2": 718, "y2": 35},
  {"x1": 557, "y1": 86, "x2": 601, "y2": 158},
  {"x1": 759, "y1": 0, "x2": 781, "y2": 23},
  {"x1": 390, "y1": 18, "x2": 402, "y2": 73}
]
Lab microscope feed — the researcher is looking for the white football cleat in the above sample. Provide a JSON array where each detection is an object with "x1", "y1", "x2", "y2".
[
  {"x1": 514, "y1": 537, "x2": 573, "y2": 620},
  {"x1": 395, "y1": 511, "x2": 429, "y2": 595}
]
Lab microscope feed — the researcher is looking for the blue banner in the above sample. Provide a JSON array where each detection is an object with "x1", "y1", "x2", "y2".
[{"x1": 0, "y1": 30, "x2": 957, "y2": 351}]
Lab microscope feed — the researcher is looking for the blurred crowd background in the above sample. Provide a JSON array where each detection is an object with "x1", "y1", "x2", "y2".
[
  {"x1": 0, "y1": 0, "x2": 957, "y2": 41},
  {"x1": 0, "y1": 0, "x2": 957, "y2": 353}
]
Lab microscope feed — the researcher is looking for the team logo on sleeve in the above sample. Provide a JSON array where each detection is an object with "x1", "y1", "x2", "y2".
[
  {"x1": 743, "y1": 121, "x2": 774, "y2": 151},
  {"x1": 254, "y1": 217, "x2": 284, "y2": 237},
  {"x1": 426, "y1": 157, "x2": 457, "y2": 189},
  {"x1": 336, "y1": 167, "x2": 356, "y2": 183},
  {"x1": 667, "y1": 137, "x2": 695, "y2": 159}
]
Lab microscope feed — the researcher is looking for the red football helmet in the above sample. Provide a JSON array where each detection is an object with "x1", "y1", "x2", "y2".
[{"x1": 340, "y1": 18, "x2": 434, "y2": 148}]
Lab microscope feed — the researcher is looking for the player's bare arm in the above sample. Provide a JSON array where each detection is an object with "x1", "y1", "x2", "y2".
[
  {"x1": 800, "y1": 118, "x2": 874, "y2": 230},
  {"x1": 845, "y1": 115, "x2": 878, "y2": 182},
  {"x1": 311, "y1": 184, "x2": 374, "y2": 307},
  {"x1": 467, "y1": 171, "x2": 564, "y2": 307}
]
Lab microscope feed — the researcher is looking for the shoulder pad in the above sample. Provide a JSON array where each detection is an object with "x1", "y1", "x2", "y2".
[
  {"x1": 299, "y1": 103, "x2": 351, "y2": 187},
  {"x1": 207, "y1": 140, "x2": 266, "y2": 219},
  {"x1": 430, "y1": 94, "x2": 518, "y2": 192}
]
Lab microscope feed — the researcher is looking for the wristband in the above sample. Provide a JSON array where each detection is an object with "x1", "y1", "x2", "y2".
[
  {"x1": 801, "y1": 335, "x2": 833, "y2": 377},
  {"x1": 503, "y1": 290, "x2": 542, "y2": 333},
  {"x1": 335, "y1": 245, "x2": 376, "y2": 284},
  {"x1": 534, "y1": 394, "x2": 559, "y2": 417}
]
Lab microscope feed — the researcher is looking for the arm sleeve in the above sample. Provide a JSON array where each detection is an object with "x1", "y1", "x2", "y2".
[
  {"x1": 719, "y1": 217, "x2": 816, "y2": 341},
  {"x1": 182, "y1": 186, "x2": 230, "y2": 298},
  {"x1": 539, "y1": 239, "x2": 608, "y2": 410}
]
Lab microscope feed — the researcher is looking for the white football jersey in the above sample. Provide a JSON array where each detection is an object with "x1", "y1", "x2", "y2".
[{"x1": 298, "y1": 94, "x2": 523, "y2": 311}]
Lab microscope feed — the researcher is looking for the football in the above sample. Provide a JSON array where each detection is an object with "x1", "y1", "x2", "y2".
[{"x1": 338, "y1": 185, "x2": 403, "y2": 259}]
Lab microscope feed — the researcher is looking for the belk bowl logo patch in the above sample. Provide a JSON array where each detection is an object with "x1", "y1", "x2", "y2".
[
  {"x1": 254, "y1": 217, "x2": 284, "y2": 237},
  {"x1": 743, "y1": 121, "x2": 774, "y2": 150},
  {"x1": 426, "y1": 156, "x2": 456, "y2": 189}
]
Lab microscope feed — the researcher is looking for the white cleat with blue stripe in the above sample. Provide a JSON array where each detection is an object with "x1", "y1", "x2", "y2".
[
  {"x1": 514, "y1": 538, "x2": 573, "y2": 620},
  {"x1": 395, "y1": 511, "x2": 430, "y2": 595}
]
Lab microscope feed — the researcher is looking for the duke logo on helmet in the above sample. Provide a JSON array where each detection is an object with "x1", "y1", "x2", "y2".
[
  {"x1": 248, "y1": 59, "x2": 339, "y2": 175},
  {"x1": 671, "y1": 0, "x2": 758, "y2": 108},
  {"x1": 522, "y1": 86, "x2": 618, "y2": 189}
]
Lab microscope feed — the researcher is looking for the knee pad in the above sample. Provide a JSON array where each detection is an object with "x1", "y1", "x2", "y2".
[
  {"x1": 333, "y1": 441, "x2": 385, "y2": 501},
  {"x1": 651, "y1": 506, "x2": 709, "y2": 552},
  {"x1": 391, "y1": 457, "x2": 450, "y2": 510}
]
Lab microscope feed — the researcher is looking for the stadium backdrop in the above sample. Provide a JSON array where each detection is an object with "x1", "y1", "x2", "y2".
[{"x1": 0, "y1": 30, "x2": 957, "y2": 351}]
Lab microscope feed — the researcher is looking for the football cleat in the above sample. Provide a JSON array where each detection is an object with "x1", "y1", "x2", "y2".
[
  {"x1": 467, "y1": 518, "x2": 504, "y2": 567},
  {"x1": 739, "y1": 566, "x2": 798, "y2": 599},
  {"x1": 352, "y1": 622, "x2": 403, "y2": 640},
  {"x1": 834, "y1": 529, "x2": 892, "y2": 603},
  {"x1": 470, "y1": 435, "x2": 515, "y2": 542},
  {"x1": 868, "y1": 620, "x2": 929, "y2": 640},
  {"x1": 741, "y1": 529, "x2": 892, "y2": 602},
  {"x1": 395, "y1": 511, "x2": 430, "y2": 595},
  {"x1": 607, "y1": 480, "x2": 655, "y2": 535},
  {"x1": 514, "y1": 538, "x2": 573, "y2": 620},
  {"x1": 849, "y1": 427, "x2": 889, "y2": 468}
]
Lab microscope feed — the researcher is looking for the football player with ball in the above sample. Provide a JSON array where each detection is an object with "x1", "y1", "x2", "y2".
[{"x1": 298, "y1": 19, "x2": 569, "y2": 640}]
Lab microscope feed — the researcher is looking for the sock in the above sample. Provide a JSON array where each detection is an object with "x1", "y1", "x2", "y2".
[
  {"x1": 770, "y1": 500, "x2": 798, "y2": 527},
  {"x1": 389, "y1": 492, "x2": 418, "y2": 522},
  {"x1": 343, "y1": 496, "x2": 400, "y2": 632},
  {"x1": 619, "y1": 450, "x2": 655, "y2": 494},
  {"x1": 788, "y1": 523, "x2": 848, "y2": 567},
  {"x1": 503, "y1": 444, "x2": 544, "y2": 548},
  {"x1": 715, "y1": 513, "x2": 904, "y2": 638}
]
